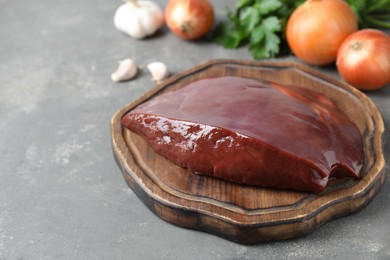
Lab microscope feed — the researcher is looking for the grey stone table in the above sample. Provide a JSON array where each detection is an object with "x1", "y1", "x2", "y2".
[{"x1": 1, "y1": 0, "x2": 389, "y2": 259}]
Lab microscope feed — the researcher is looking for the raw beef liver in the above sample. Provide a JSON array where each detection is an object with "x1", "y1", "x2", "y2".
[{"x1": 121, "y1": 77, "x2": 363, "y2": 193}]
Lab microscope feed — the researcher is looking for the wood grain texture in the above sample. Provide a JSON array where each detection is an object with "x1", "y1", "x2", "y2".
[{"x1": 111, "y1": 60, "x2": 386, "y2": 244}]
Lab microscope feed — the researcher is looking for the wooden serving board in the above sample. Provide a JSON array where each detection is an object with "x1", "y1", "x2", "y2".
[{"x1": 111, "y1": 60, "x2": 386, "y2": 244}]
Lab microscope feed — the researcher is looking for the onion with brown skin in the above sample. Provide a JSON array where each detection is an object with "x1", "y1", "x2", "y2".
[
  {"x1": 286, "y1": 0, "x2": 358, "y2": 65},
  {"x1": 165, "y1": 0, "x2": 215, "y2": 40},
  {"x1": 336, "y1": 29, "x2": 390, "y2": 91}
]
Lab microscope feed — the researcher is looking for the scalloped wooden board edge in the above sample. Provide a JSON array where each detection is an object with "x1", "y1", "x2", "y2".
[{"x1": 111, "y1": 59, "x2": 386, "y2": 243}]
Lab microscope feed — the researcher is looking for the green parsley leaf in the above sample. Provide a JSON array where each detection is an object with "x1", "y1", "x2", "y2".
[
  {"x1": 240, "y1": 6, "x2": 261, "y2": 36},
  {"x1": 262, "y1": 16, "x2": 281, "y2": 32},
  {"x1": 249, "y1": 17, "x2": 281, "y2": 59},
  {"x1": 236, "y1": 0, "x2": 254, "y2": 10},
  {"x1": 250, "y1": 24, "x2": 265, "y2": 44},
  {"x1": 264, "y1": 31, "x2": 281, "y2": 56},
  {"x1": 249, "y1": 42, "x2": 270, "y2": 59},
  {"x1": 212, "y1": 23, "x2": 243, "y2": 49},
  {"x1": 257, "y1": 0, "x2": 283, "y2": 15}
]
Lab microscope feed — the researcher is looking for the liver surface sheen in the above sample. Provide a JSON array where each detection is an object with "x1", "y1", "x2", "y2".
[{"x1": 121, "y1": 76, "x2": 363, "y2": 194}]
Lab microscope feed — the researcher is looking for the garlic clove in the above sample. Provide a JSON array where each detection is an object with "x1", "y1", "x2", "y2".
[
  {"x1": 146, "y1": 62, "x2": 169, "y2": 83},
  {"x1": 111, "y1": 59, "x2": 138, "y2": 82}
]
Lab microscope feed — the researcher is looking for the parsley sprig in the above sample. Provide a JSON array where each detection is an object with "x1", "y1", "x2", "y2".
[{"x1": 211, "y1": 0, "x2": 304, "y2": 59}]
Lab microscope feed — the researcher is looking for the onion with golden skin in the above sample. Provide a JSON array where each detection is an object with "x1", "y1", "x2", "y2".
[
  {"x1": 286, "y1": 0, "x2": 358, "y2": 65},
  {"x1": 165, "y1": 0, "x2": 215, "y2": 41},
  {"x1": 336, "y1": 29, "x2": 390, "y2": 91}
]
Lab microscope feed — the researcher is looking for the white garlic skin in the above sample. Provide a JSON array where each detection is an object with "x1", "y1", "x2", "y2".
[
  {"x1": 114, "y1": 0, "x2": 165, "y2": 39},
  {"x1": 111, "y1": 59, "x2": 138, "y2": 82},
  {"x1": 146, "y1": 62, "x2": 169, "y2": 82}
]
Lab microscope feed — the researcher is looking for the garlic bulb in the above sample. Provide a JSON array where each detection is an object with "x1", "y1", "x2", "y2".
[
  {"x1": 146, "y1": 62, "x2": 169, "y2": 82},
  {"x1": 111, "y1": 59, "x2": 138, "y2": 82},
  {"x1": 114, "y1": 0, "x2": 165, "y2": 39}
]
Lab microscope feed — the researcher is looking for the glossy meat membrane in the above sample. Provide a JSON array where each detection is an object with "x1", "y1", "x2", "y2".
[{"x1": 121, "y1": 77, "x2": 363, "y2": 193}]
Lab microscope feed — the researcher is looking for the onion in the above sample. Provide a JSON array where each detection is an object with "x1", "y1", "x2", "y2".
[
  {"x1": 286, "y1": 0, "x2": 358, "y2": 65},
  {"x1": 165, "y1": 0, "x2": 215, "y2": 40},
  {"x1": 336, "y1": 29, "x2": 390, "y2": 91}
]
